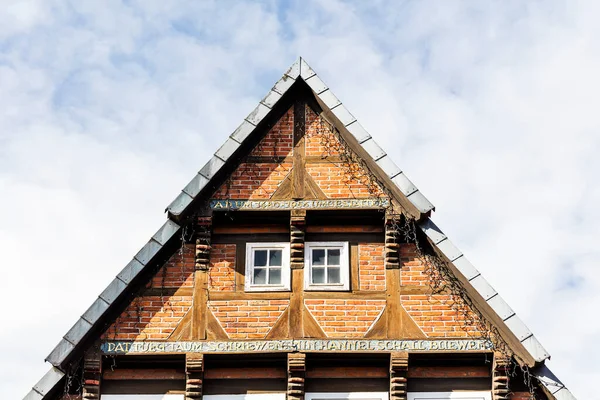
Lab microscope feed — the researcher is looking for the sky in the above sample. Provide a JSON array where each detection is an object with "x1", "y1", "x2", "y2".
[{"x1": 0, "y1": 0, "x2": 598, "y2": 398}]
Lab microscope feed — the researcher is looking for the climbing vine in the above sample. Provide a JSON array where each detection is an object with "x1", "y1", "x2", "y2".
[{"x1": 312, "y1": 113, "x2": 539, "y2": 398}]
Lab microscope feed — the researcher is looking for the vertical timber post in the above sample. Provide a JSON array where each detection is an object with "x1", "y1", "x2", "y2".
[
  {"x1": 287, "y1": 353, "x2": 306, "y2": 400},
  {"x1": 385, "y1": 212, "x2": 402, "y2": 337},
  {"x1": 289, "y1": 209, "x2": 306, "y2": 337},
  {"x1": 82, "y1": 346, "x2": 102, "y2": 400},
  {"x1": 493, "y1": 352, "x2": 510, "y2": 400},
  {"x1": 292, "y1": 101, "x2": 306, "y2": 200},
  {"x1": 193, "y1": 216, "x2": 212, "y2": 340},
  {"x1": 390, "y1": 352, "x2": 408, "y2": 400},
  {"x1": 186, "y1": 353, "x2": 204, "y2": 400}
]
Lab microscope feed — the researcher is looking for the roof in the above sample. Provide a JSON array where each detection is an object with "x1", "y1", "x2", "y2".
[{"x1": 23, "y1": 57, "x2": 576, "y2": 400}]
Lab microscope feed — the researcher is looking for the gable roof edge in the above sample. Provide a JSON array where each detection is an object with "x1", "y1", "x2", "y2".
[
  {"x1": 419, "y1": 217, "x2": 550, "y2": 364},
  {"x1": 166, "y1": 57, "x2": 435, "y2": 220}
]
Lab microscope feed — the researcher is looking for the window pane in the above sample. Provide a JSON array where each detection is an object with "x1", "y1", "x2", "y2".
[
  {"x1": 254, "y1": 250, "x2": 268, "y2": 267},
  {"x1": 269, "y1": 268, "x2": 282, "y2": 284},
  {"x1": 327, "y1": 249, "x2": 341, "y2": 265},
  {"x1": 327, "y1": 267, "x2": 341, "y2": 283},
  {"x1": 253, "y1": 267, "x2": 267, "y2": 284},
  {"x1": 312, "y1": 249, "x2": 325, "y2": 265},
  {"x1": 269, "y1": 249, "x2": 282, "y2": 266},
  {"x1": 312, "y1": 267, "x2": 325, "y2": 283}
]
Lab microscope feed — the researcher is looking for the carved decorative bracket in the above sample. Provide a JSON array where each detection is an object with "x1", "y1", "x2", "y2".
[
  {"x1": 82, "y1": 346, "x2": 102, "y2": 400},
  {"x1": 390, "y1": 352, "x2": 408, "y2": 400},
  {"x1": 493, "y1": 352, "x2": 510, "y2": 400},
  {"x1": 385, "y1": 214, "x2": 400, "y2": 269},
  {"x1": 290, "y1": 210, "x2": 306, "y2": 269},
  {"x1": 186, "y1": 354, "x2": 204, "y2": 399},
  {"x1": 287, "y1": 353, "x2": 306, "y2": 400},
  {"x1": 195, "y1": 217, "x2": 212, "y2": 271}
]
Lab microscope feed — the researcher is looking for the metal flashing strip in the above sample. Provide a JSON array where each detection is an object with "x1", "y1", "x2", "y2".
[
  {"x1": 24, "y1": 367, "x2": 65, "y2": 400},
  {"x1": 45, "y1": 220, "x2": 181, "y2": 367},
  {"x1": 534, "y1": 365, "x2": 577, "y2": 400},
  {"x1": 418, "y1": 218, "x2": 551, "y2": 363},
  {"x1": 301, "y1": 58, "x2": 434, "y2": 214}
]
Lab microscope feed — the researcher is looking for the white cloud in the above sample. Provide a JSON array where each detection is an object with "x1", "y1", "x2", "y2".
[{"x1": 1, "y1": 0, "x2": 597, "y2": 398}]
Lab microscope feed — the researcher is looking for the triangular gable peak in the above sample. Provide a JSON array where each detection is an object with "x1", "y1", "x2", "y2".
[
  {"x1": 165, "y1": 58, "x2": 434, "y2": 221},
  {"x1": 25, "y1": 58, "x2": 576, "y2": 400},
  {"x1": 209, "y1": 104, "x2": 385, "y2": 206}
]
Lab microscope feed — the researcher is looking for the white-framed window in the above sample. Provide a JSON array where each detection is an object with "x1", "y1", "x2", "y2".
[
  {"x1": 304, "y1": 242, "x2": 350, "y2": 291},
  {"x1": 245, "y1": 242, "x2": 291, "y2": 291},
  {"x1": 407, "y1": 392, "x2": 491, "y2": 400},
  {"x1": 306, "y1": 393, "x2": 388, "y2": 400}
]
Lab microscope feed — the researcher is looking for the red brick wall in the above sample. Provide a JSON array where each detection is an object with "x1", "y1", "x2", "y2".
[
  {"x1": 305, "y1": 299, "x2": 386, "y2": 338},
  {"x1": 359, "y1": 244, "x2": 385, "y2": 291},
  {"x1": 400, "y1": 243, "x2": 428, "y2": 287},
  {"x1": 209, "y1": 244, "x2": 236, "y2": 291},
  {"x1": 305, "y1": 163, "x2": 382, "y2": 198},
  {"x1": 398, "y1": 243, "x2": 483, "y2": 337},
  {"x1": 249, "y1": 107, "x2": 293, "y2": 157},
  {"x1": 209, "y1": 300, "x2": 289, "y2": 339},
  {"x1": 213, "y1": 107, "x2": 293, "y2": 200},
  {"x1": 102, "y1": 295, "x2": 192, "y2": 340},
  {"x1": 401, "y1": 294, "x2": 481, "y2": 338},
  {"x1": 102, "y1": 245, "x2": 194, "y2": 340},
  {"x1": 150, "y1": 243, "x2": 194, "y2": 288},
  {"x1": 213, "y1": 162, "x2": 292, "y2": 199},
  {"x1": 305, "y1": 105, "x2": 341, "y2": 157}
]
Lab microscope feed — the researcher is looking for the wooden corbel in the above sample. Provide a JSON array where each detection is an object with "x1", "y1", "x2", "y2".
[
  {"x1": 287, "y1": 353, "x2": 306, "y2": 400},
  {"x1": 390, "y1": 352, "x2": 408, "y2": 400},
  {"x1": 186, "y1": 353, "x2": 204, "y2": 399}
]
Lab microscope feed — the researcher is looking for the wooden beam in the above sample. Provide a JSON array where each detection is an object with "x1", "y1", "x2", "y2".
[
  {"x1": 289, "y1": 269, "x2": 304, "y2": 338},
  {"x1": 292, "y1": 101, "x2": 306, "y2": 199},
  {"x1": 186, "y1": 354, "x2": 204, "y2": 400},
  {"x1": 306, "y1": 225, "x2": 384, "y2": 233},
  {"x1": 306, "y1": 366, "x2": 388, "y2": 379},
  {"x1": 288, "y1": 353, "x2": 306, "y2": 400},
  {"x1": 213, "y1": 225, "x2": 289, "y2": 234},
  {"x1": 351, "y1": 243, "x2": 359, "y2": 291},
  {"x1": 304, "y1": 291, "x2": 386, "y2": 300},
  {"x1": 83, "y1": 346, "x2": 102, "y2": 400},
  {"x1": 192, "y1": 217, "x2": 211, "y2": 340},
  {"x1": 289, "y1": 210, "x2": 306, "y2": 337},
  {"x1": 104, "y1": 369, "x2": 185, "y2": 380},
  {"x1": 205, "y1": 367, "x2": 286, "y2": 380},
  {"x1": 408, "y1": 366, "x2": 490, "y2": 379},
  {"x1": 386, "y1": 268, "x2": 402, "y2": 337},
  {"x1": 209, "y1": 291, "x2": 291, "y2": 301},
  {"x1": 390, "y1": 352, "x2": 408, "y2": 400}
]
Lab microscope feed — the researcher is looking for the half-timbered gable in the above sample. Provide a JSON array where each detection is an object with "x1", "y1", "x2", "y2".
[{"x1": 24, "y1": 58, "x2": 575, "y2": 400}]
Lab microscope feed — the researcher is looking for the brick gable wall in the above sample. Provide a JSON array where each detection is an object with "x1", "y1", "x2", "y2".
[
  {"x1": 208, "y1": 300, "x2": 289, "y2": 339},
  {"x1": 305, "y1": 299, "x2": 386, "y2": 338},
  {"x1": 102, "y1": 244, "x2": 194, "y2": 340}
]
